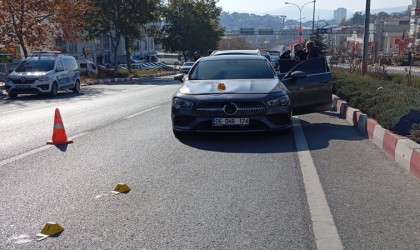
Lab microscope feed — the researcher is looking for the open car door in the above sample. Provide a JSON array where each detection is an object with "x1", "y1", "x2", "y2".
[{"x1": 279, "y1": 57, "x2": 333, "y2": 114}]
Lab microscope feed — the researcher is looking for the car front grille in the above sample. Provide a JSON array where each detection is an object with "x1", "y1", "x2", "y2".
[
  {"x1": 12, "y1": 78, "x2": 37, "y2": 84},
  {"x1": 195, "y1": 102, "x2": 266, "y2": 117}
]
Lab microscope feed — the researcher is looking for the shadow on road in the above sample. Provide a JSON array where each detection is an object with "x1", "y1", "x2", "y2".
[{"x1": 175, "y1": 113, "x2": 366, "y2": 154}]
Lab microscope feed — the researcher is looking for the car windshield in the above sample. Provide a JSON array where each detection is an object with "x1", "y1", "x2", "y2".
[
  {"x1": 15, "y1": 59, "x2": 55, "y2": 72},
  {"x1": 189, "y1": 59, "x2": 275, "y2": 80}
]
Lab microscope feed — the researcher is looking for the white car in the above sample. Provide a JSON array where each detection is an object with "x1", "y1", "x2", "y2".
[
  {"x1": 78, "y1": 59, "x2": 98, "y2": 76},
  {"x1": 179, "y1": 61, "x2": 194, "y2": 74},
  {"x1": 6, "y1": 52, "x2": 81, "y2": 98}
]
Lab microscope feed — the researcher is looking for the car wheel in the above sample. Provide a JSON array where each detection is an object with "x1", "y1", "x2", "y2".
[
  {"x1": 72, "y1": 80, "x2": 81, "y2": 93},
  {"x1": 50, "y1": 82, "x2": 58, "y2": 96},
  {"x1": 8, "y1": 93, "x2": 18, "y2": 98}
]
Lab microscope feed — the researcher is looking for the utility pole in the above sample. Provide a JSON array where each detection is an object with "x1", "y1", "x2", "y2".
[
  {"x1": 312, "y1": 0, "x2": 316, "y2": 36},
  {"x1": 362, "y1": 0, "x2": 371, "y2": 74},
  {"x1": 280, "y1": 15, "x2": 287, "y2": 30}
]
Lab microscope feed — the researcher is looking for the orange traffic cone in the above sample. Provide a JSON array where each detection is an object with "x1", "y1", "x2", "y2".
[{"x1": 47, "y1": 108, "x2": 73, "y2": 145}]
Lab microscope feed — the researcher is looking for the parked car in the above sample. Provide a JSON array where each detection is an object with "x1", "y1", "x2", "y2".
[
  {"x1": 270, "y1": 55, "x2": 280, "y2": 69},
  {"x1": 155, "y1": 62, "x2": 174, "y2": 70},
  {"x1": 5, "y1": 52, "x2": 81, "y2": 98},
  {"x1": 171, "y1": 55, "x2": 333, "y2": 135},
  {"x1": 77, "y1": 59, "x2": 98, "y2": 76},
  {"x1": 179, "y1": 61, "x2": 194, "y2": 74},
  {"x1": 97, "y1": 64, "x2": 115, "y2": 75}
]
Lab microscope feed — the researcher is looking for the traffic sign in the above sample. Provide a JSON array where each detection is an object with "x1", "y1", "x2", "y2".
[{"x1": 317, "y1": 28, "x2": 332, "y2": 34}]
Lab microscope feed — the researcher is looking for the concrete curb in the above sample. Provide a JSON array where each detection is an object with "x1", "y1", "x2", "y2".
[
  {"x1": 85, "y1": 71, "x2": 177, "y2": 85},
  {"x1": 333, "y1": 95, "x2": 420, "y2": 180},
  {"x1": 86, "y1": 77, "x2": 133, "y2": 85}
]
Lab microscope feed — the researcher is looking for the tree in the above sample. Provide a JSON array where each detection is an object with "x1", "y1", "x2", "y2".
[
  {"x1": 0, "y1": 0, "x2": 93, "y2": 58},
  {"x1": 85, "y1": 0, "x2": 161, "y2": 72},
  {"x1": 349, "y1": 12, "x2": 365, "y2": 26},
  {"x1": 158, "y1": 0, "x2": 225, "y2": 61},
  {"x1": 309, "y1": 32, "x2": 329, "y2": 53},
  {"x1": 218, "y1": 37, "x2": 249, "y2": 50},
  {"x1": 119, "y1": 0, "x2": 161, "y2": 72},
  {"x1": 372, "y1": 11, "x2": 390, "y2": 22}
]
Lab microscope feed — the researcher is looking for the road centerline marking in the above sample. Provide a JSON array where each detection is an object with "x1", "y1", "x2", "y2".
[
  {"x1": 292, "y1": 117, "x2": 343, "y2": 250},
  {"x1": 125, "y1": 106, "x2": 160, "y2": 119}
]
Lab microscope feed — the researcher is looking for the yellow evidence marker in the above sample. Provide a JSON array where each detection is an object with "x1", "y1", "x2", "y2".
[
  {"x1": 111, "y1": 183, "x2": 131, "y2": 194},
  {"x1": 36, "y1": 222, "x2": 64, "y2": 241}
]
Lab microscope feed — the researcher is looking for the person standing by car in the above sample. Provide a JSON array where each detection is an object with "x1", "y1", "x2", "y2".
[
  {"x1": 293, "y1": 43, "x2": 307, "y2": 61},
  {"x1": 305, "y1": 41, "x2": 322, "y2": 59},
  {"x1": 280, "y1": 50, "x2": 292, "y2": 59},
  {"x1": 194, "y1": 51, "x2": 201, "y2": 61}
]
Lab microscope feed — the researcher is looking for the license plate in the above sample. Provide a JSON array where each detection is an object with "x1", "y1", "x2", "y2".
[
  {"x1": 15, "y1": 85, "x2": 31, "y2": 89},
  {"x1": 212, "y1": 118, "x2": 249, "y2": 126}
]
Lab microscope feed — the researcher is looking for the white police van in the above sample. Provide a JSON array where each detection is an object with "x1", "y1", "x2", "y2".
[{"x1": 5, "y1": 51, "x2": 81, "y2": 98}]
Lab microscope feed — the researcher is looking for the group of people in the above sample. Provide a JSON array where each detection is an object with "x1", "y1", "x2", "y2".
[{"x1": 280, "y1": 40, "x2": 322, "y2": 61}]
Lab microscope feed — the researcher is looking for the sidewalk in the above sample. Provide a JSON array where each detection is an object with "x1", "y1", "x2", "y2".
[
  {"x1": 332, "y1": 95, "x2": 420, "y2": 180},
  {"x1": 385, "y1": 65, "x2": 420, "y2": 73}
]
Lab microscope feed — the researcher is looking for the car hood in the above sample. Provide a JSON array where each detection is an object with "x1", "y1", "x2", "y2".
[
  {"x1": 9, "y1": 71, "x2": 49, "y2": 78},
  {"x1": 179, "y1": 79, "x2": 284, "y2": 94}
]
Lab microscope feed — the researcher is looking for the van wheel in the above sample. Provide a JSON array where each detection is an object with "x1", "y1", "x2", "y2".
[
  {"x1": 50, "y1": 82, "x2": 58, "y2": 96},
  {"x1": 72, "y1": 80, "x2": 81, "y2": 93},
  {"x1": 8, "y1": 93, "x2": 18, "y2": 98}
]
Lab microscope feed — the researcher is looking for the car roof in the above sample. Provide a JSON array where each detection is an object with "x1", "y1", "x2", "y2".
[
  {"x1": 198, "y1": 54, "x2": 266, "y2": 61},
  {"x1": 210, "y1": 49, "x2": 261, "y2": 56}
]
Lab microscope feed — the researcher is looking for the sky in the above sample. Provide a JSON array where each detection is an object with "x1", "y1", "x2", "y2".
[{"x1": 216, "y1": 0, "x2": 413, "y2": 13}]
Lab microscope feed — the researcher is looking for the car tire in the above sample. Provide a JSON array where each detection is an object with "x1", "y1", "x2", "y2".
[
  {"x1": 50, "y1": 82, "x2": 58, "y2": 96},
  {"x1": 72, "y1": 80, "x2": 81, "y2": 93},
  {"x1": 8, "y1": 93, "x2": 18, "y2": 98}
]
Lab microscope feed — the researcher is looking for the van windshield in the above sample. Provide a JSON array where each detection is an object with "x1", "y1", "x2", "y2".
[{"x1": 15, "y1": 59, "x2": 55, "y2": 72}]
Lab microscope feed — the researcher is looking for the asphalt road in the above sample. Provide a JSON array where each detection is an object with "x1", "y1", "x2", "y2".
[{"x1": 1, "y1": 76, "x2": 420, "y2": 249}]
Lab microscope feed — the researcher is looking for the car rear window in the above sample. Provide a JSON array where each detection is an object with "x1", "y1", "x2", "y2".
[
  {"x1": 189, "y1": 59, "x2": 275, "y2": 80},
  {"x1": 15, "y1": 59, "x2": 55, "y2": 72}
]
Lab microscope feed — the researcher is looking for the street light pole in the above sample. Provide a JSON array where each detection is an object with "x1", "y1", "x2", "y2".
[{"x1": 285, "y1": 1, "x2": 315, "y2": 44}]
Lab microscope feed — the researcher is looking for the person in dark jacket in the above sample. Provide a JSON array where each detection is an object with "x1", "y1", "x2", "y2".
[
  {"x1": 193, "y1": 51, "x2": 201, "y2": 61},
  {"x1": 280, "y1": 50, "x2": 292, "y2": 59},
  {"x1": 293, "y1": 43, "x2": 307, "y2": 61},
  {"x1": 305, "y1": 41, "x2": 322, "y2": 59}
]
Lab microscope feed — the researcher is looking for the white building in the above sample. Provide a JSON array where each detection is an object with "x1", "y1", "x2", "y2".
[
  {"x1": 334, "y1": 8, "x2": 347, "y2": 23},
  {"x1": 409, "y1": 0, "x2": 420, "y2": 45},
  {"x1": 57, "y1": 34, "x2": 156, "y2": 66}
]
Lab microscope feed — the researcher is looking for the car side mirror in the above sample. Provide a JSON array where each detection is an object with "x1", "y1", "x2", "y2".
[
  {"x1": 174, "y1": 73, "x2": 184, "y2": 82},
  {"x1": 290, "y1": 71, "x2": 307, "y2": 79}
]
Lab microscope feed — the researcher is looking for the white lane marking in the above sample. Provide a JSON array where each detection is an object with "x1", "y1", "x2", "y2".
[
  {"x1": 7, "y1": 234, "x2": 33, "y2": 244},
  {"x1": 292, "y1": 117, "x2": 344, "y2": 250},
  {"x1": 125, "y1": 106, "x2": 160, "y2": 119},
  {"x1": 0, "y1": 132, "x2": 88, "y2": 167}
]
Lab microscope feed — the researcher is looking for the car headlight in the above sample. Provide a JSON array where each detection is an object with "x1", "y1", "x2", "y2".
[
  {"x1": 173, "y1": 97, "x2": 194, "y2": 109},
  {"x1": 39, "y1": 75, "x2": 50, "y2": 81},
  {"x1": 267, "y1": 96, "x2": 289, "y2": 106}
]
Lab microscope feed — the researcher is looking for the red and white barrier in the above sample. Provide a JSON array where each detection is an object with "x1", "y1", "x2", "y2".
[{"x1": 333, "y1": 95, "x2": 420, "y2": 180}]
